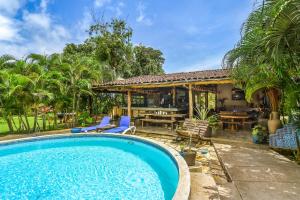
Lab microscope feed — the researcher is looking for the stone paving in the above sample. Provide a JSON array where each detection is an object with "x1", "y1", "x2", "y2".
[
  {"x1": 214, "y1": 142, "x2": 300, "y2": 200},
  {"x1": 135, "y1": 132, "x2": 226, "y2": 200}
]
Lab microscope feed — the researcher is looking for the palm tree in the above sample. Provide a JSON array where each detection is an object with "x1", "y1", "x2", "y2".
[
  {"x1": 223, "y1": 0, "x2": 300, "y2": 117},
  {"x1": 61, "y1": 57, "x2": 95, "y2": 126},
  {"x1": 0, "y1": 70, "x2": 32, "y2": 133}
]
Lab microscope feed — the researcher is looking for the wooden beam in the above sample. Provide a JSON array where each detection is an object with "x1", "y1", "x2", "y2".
[
  {"x1": 189, "y1": 84, "x2": 193, "y2": 119},
  {"x1": 127, "y1": 91, "x2": 131, "y2": 117}
]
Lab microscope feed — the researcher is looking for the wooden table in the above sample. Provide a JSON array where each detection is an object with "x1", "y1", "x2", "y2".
[
  {"x1": 220, "y1": 115, "x2": 250, "y2": 131},
  {"x1": 142, "y1": 113, "x2": 186, "y2": 120},
  {"x1": 141, "y1": 113, "x2": 186, "y2": 130}
]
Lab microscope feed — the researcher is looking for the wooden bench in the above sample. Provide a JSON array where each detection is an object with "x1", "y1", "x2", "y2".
[
  {"x1": 176, "y1": 119, "x2": 209, "y2": 140},
  {"x1": 141, "y1": 119, "x2": 176, "y2": 130}
]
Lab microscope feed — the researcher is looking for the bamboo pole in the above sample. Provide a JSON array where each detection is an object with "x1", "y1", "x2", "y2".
[
  {"x1": 189, "y1": 84, "x2": 193, "y2": 119},
  {"x1": 172, "y1": 87, "x2": 176, "y2": 106},
  {"x1": 127, "y1": 91, "x2": 132, "y2": 117}
]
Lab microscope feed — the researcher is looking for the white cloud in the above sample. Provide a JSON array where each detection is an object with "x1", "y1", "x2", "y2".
[
  {"x1": 105, "y1": 1, "x2": 124, "y2": 17},
  {"x1": 23, "y1": 11, "x2": 51, "y2": 29},
  {"x1": 115, "y1": 2, "x2": 124, "y2": 16},
  {"x1": 0, "y1": 14, "x2": 20, "y2": 41},
  {"x1": 75, "y1": 10, "x2": 93, "y2": 41},
  {"x1": 173, "y1": 54, "x2": 224, "y2": 73},
  {"x1": 40, "y1": 0, "x2": 49, "y2": 13},
  {"x1": 0, "y1": 0, "x2": 24, "y2": 16},
  {"x1": 136, "y1": 2, "x2": 153, "y2": 26},
  {"x1": 0, "y1": 0, "x2": 72, "y2": 58},
  {"x1": 94, "y1": 0, "x2": 111, "y2": 8}
]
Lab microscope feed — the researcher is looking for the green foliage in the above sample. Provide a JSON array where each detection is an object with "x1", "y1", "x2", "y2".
[
  {"x1": 132, "y1": 45, "x2": 165, "y2": 76},
  {"x1": 223, "y1": 0, "x2": 300, "y2": 119},
  {"x1": 194, "y1": 107, "x2": 209, "y2": 120},
  {"x1": 208, "y1": 115, "x2": 219, "y2": 130},
  {"x1": 252, "y1": 125, "x2": 268, "y2": 143},
  {"x1": 78, "y1": 112, "x2": 94, "y2": 127},
  {"x1": 0, "y1": 18, "x2": 165, "y2": 134}
]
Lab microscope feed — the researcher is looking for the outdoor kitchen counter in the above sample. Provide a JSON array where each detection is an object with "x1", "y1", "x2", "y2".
[{"x1": 121, "y1": 107, "x2": 186, "y2": 112}]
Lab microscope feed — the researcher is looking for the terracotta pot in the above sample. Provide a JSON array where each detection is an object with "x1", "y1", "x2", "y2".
[
  {"x1": 180, "y1": 150, "x2": 197, "y2": 166},
  {"x1": 268, "y1": 112, "x2": 281, "y2": 134}
]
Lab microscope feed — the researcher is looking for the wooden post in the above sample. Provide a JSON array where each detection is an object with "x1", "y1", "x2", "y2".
[
  {"x1": 189, "y1": 84, "x2": 193, "y2": 119},
  {"x1": 127, "y1": 91, "x2": 132, "y2": 117},
  {"x1": 172, "y1": 87, "x2": 176, "y2": 106}
]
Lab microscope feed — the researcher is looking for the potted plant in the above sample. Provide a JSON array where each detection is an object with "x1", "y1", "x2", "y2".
[
  {"x1": 208, "y1": 115, "x2": 219, "y2": 136},
  {"x1": 252, "y1": 125, "x2": 267, "y2": 144},
  {"x1": 180, "y1": 132, "x2": 197, "y2": 166}
]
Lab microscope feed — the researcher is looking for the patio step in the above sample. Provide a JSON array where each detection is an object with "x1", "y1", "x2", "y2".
[{"x1": 189, "y1": 172, "x2": 220, "y2": 200}]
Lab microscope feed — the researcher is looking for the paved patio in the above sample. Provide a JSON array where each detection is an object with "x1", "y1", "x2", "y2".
[
  {"x1": 214, "y1": 142, "x2": 300, "y2": 200},
  {"x1": 135, "y1": 132, "x2": 225, "y2": 200}
]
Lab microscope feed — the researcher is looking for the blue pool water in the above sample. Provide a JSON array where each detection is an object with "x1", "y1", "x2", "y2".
[{"x1": 0, "y1": 136, "x2": 179, "y2": 200}]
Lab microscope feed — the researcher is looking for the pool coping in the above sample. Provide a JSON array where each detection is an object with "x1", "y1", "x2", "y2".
[{"x1": 0, "y1": 133, "x2": 191, "y2": 200}]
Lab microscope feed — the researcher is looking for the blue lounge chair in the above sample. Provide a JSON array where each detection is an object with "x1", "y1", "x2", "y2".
[
  {"x1": 81, "y1": 116, "x2": 111, "y2": 132},
  {"x1": 102, "y1": 116, "x2": 136, "y2": 134}
]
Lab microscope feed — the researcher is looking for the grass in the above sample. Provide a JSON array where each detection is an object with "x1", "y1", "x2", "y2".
[{"x1": 0, "y1": 116, "x2": 45, "y2": 134}]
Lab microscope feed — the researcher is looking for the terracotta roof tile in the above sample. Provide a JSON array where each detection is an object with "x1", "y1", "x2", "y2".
[{"x1": 97, "y1": 69, "x2": 230, "y2": 86}]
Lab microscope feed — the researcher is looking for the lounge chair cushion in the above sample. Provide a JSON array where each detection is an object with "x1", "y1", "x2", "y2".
[
  {"x1": 119, "y1": 116, "x2": 130, "y2": 127},
  {"x1": 102, "y1": 126, "x2": 128, "y2": 134},
  {"x1": 81, "y1": 116, "x2": 111, "y2": 132}
]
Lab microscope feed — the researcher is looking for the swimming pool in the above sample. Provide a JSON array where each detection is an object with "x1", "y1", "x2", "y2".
[{"x1": 0, "y1": 134, "x2": 190, "y2": 200}]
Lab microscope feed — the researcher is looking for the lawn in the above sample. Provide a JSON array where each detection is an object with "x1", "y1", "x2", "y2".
[{"x1": 0, "y1": 117, "x2": 44, "y2": 134}]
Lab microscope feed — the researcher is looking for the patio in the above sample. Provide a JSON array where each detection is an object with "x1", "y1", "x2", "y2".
[{"x1": 135, "y1": 128, "x2": 300, "y2": 200}]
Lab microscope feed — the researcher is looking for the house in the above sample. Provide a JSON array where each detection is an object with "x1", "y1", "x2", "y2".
[{"x1": 93, "y1": 69, "x2": 268, "y2": 130}]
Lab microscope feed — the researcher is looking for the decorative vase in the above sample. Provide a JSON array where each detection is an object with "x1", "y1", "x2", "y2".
[
  {"x1": 180, "y1": 150, "x2": 197, "y2": 166},
  {"x1": 268, "y1": 112, "x2": 281, "y2": 134}
]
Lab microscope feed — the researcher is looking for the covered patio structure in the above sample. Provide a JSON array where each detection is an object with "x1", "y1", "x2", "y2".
[{"x1": 93, "y1": 69, "x2": 264, "y2": 135}]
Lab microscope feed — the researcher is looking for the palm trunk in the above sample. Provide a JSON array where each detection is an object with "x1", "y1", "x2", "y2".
[
  {"x1": 20, "y1": 115, "x2": 28, "y2": 132},
  {"x1": 266, "y1": 88, "x2": 279, "y2": 112},
  {"x1": 17, "y1": 114, "x2": 25, "y2": 132},
  {"x1": 24, "y1": 112, "x2": 31, "y2": 133},
  {"x1": 72, "y1": 92, "x2": 76, "y2": 127},
  {"x1": 17, "y1": 114, "x2": 22, "y2": 132},
  {"x1": 5, "y1": 115, "x2": 14, "y2": 133},
  {"x1": 76, "y1": 94, "x2": 80, "y2": 126},
  {"x1": 42, "y1": 113, "x2": 46, "y2": 131},
  {"x1": 11, "y1": 116, "x2": 18, "y2": 133},
  {"x1": 53, "y1": 110, "x2": 58, "y2": 129},
  {"x1": 33, "y1": 108, "x2": 38, "y2": 132},
  {"x1": 47, "y1": 114, "x2": 51, "y2": 130}
]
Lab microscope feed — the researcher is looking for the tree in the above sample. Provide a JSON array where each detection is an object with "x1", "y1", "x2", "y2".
[
  {"x1": 0, "y1": 70, "x2": 32, "y2": 133},
  {"x1": 223, "y1": 0, "x2": 300, "y2": 117},
  {"x1": 131, "y1": 45, "x2": 165, "y2": 76},
  {"x1": 0, "y1": 17, "x2": 166, "y2": 134},
  {"x1": 89, "y1": 19, "x2": 133, "y2": 79}
]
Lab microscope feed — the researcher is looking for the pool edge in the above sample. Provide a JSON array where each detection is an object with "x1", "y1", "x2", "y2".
[{"x1": 0, "y1": 133, "x2": 191, "y2": 200}]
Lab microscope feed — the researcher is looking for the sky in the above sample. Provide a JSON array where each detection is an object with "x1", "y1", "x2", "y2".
[{"x1": 0, "y1": 0, "x2": 256, "y2": 73}]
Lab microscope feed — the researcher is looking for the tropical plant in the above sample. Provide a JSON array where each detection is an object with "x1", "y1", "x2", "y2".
[
  {"x1": 252, "y1": 125, "x2": 268, "y2": 144},
  {"x1": 194, "y1": 106, "x2": 209, "y2": 120},
  {"x1": 223, "y1": 0, "x2": 300, "y2": 121},
  {"x1": 208, "y1": 115, "x2": 219, "y2": 130},
  {"x1": 0, "y1": 18, "x2": 165, "y2": 134}
]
